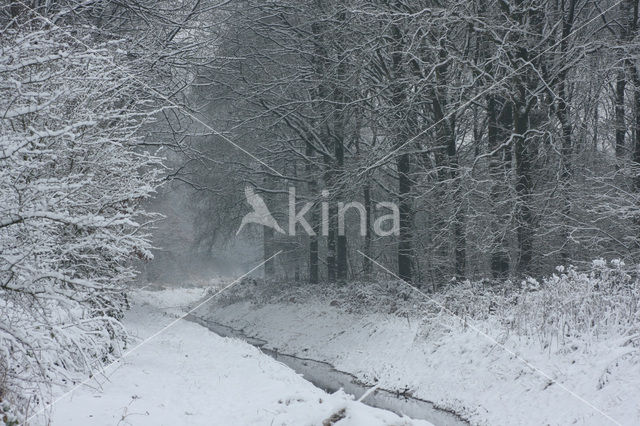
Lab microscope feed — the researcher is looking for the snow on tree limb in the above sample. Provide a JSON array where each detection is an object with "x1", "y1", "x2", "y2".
[{"x1": 0, "y1": 21, "x2": 161, "y2": 418}]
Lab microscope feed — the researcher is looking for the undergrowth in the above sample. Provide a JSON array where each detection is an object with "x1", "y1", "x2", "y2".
[{"x1": 214, "y1": 259, "x2": 640, "y2": 352}]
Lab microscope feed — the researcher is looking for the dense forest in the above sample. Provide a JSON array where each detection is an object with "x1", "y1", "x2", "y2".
[{"x1": 180, "y1": 0, "x2": 640, "y2": 286}]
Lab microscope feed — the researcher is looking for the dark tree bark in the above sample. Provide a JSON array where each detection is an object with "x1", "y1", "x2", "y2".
[
  {"x1": 310, "y1": 8, "x2": 338, "y2": 282},
  {"x1": 397, "y1": 152, "x2": 413, "y2": 282},
  {"x1": 306, "y1": 141, "x2": 319, "y2": 283},
  {"x1": 390, "y1": 16, "x2": 414, "y2": 283},
  {"x1": 355, "y1": 107, "x2": 372, "y2": 280},
  {"x1": 334, "y1": 70, "x2": 348, "y2": 281},
  {"x1": 631, "y1": 66, "x2": 640, "y2": 193},
  {"x1": 622, "y1": 1, "x2": 640, "y2": 208},
  {"x1": 556, "y1": 0, "x2": 576, "y2": 263},
  {"x1": 432, "y1": 42, "x2": 465, "y2": 279},
  {"x1": 433, "y1": 96, "x2": 465, "y2": 279},
  {"x1": 325, "y1": 156, "x2": 337, "y2": 281},
  {"x1": 509, "y1": 2, "x2": 543, "y2": 275},
  {"x1": 616, "y1": 71, "x2": 627, "y2": 159},
  {"x1": 363, "y1": 182, "x2": 372, "y2": 279},
  {"x1": 634, "y1": 86, "x2": 640, "y2": 191},
  {"x1": 487, "y1": 95, "x2": 512, "y2": 277},
  {"x1": 514, "y1": 98, "x2": 534, "y2": 274},
  {"x1": 264, "y1": 224, "x2": 275, "y2": 278}
]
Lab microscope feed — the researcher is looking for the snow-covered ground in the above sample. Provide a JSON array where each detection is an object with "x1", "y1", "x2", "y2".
[
  {"x1": 38, "y1": 287, "x2": 432, "y2": 426},
  {"x1": 200, "y1": 294, "x2": 640, "y2": 426}
]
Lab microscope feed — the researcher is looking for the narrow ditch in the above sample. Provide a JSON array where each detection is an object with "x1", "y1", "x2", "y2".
[{"x1": 186, "y1": 314, "x2": 469, "y2": 426}]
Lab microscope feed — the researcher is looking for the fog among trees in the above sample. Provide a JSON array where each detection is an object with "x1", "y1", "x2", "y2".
[{"x1": 155, "y1": 0, "x2": 640, "y2": 286}]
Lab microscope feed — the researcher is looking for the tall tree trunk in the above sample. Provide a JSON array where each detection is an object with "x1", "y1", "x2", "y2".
[
  {"x1": 451, "y1": 168, "x2": 465, "y2": 278},
  {"x1": 556, "y1": 0, "x2": 576, "y2": 263},
  {"x1": 390, "y1": 14, "x2": 414, "y2": 283},
  {"x1": 309, "y1": 212, "x2": 319, "y2": 283},
  {"x1": 397, "y1": 152, "x2": 413, "y2": 282},
  {"x1": 514, "y1": 99, "x2": 534, "y2": 274},
  {"x1": 487, "y1": 95, "x2": 511, "y2": 277},
  {"x1": 334, "y1": 80, "x2": 348, "y2": 281},
  {"x1": 445, "y1": 114, "x2": 465, "y2": 280},
  {"x1": 355, "y1": 107, "x2": 372, "y2": 280},
  {"x1": 306, "y1": 141, "x2": 319, "y2": 283},
  {"x1": 263, "y1": 224, "x2": 275, "y2": 278},
  {"x1": 630, "y1": 64, "x2": 640, "y2": 191},
  {"x1": 363, "y1": 182, "x2": 372, "y2": 279},
  {"x1": 622, "y1": 0, "x2": 640, "y2": 237},
  {"x1": 627, "y1": 0, "x2": 640, "y2": 189},
  {"x1": 432, "y1": 41, "x2": 465, "y2": 279},
  {"x1": 261, "y1": 171, "x2": 277, "y2": 278},
  {"x1": 558, "y1": 57, "x2": 573, "y2": 177},
  {"x1": 616, "y1": 71, "x2": 627, "y2": 159},
  {"x1": 310, "y1": 9, "x2": 336, "y2": 282},
  {"x1": 634, "y1": 85, "x2": 640, "y2": 191},
  {"x1": 616, "y1": 0, "x2": 638, "y2": 160},
  {"x1": 433, "y1": 105, "x2": 464, "y2": 275},
  {"x1": 325, "y1": 156, "x2": 337, "y2": 281}
]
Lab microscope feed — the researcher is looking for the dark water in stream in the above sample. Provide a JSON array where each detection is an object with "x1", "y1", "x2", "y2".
[{"x1": 187, "y1": 315, "x2": 468, "y2": 426}]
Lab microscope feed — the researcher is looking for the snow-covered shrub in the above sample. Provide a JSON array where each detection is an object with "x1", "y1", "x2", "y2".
[
  {"x1": 506, "y1": 260, "x2": 639, "y2": 347},
  {"x1": 0, "y1": 22, "x2": 160, "y2": 417},
  {"x1": 0, "y1": 398, "x2": 19, "y2": 426},
  {"x1": 434, "y1": 260, "x2": 640, "y2": 349}
]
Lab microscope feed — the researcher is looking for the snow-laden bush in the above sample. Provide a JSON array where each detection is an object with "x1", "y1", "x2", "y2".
[
  {"x1": 0, "y1": 23, "x2": 160, "y2": 418},
  {"x1": 431, "y1": 259, "x2": 640, "y2": 349},
  {"x1": 506, "y1": 260, "x2": 639, "y2": 347}
]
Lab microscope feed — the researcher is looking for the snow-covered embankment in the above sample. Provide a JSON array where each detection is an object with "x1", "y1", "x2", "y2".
[{"x1": 43, "y1": 287, "x2": 432, "y2": 426}]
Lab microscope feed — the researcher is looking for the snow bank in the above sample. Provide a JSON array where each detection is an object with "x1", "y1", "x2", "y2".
[
  {"x1": 42, "y1": 289, "x2": 432, "y2": 426},
  {"x1": 199, "y1": 261, "x2": 640, "y2": 425}
]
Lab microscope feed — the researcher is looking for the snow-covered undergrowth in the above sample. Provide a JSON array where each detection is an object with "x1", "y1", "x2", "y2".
[
  {"x1": 217, "y1": 260, "x2": 640, "y2": 350},
  {"x1": 201, "y1": 260, "x2": 640, "y2": 425},
  {"x1": 435, "y1": 260, "x2": 640, "y2": 351},
  {"x1": 0, "y1": 23, "x2": 159, "y2": 420}
]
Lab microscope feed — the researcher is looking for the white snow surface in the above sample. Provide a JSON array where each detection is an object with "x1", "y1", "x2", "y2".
[
  {"x1": 40, "y1": 287, "x2": 432, "y2": 426},
  {"x1": 201, "y1": 298, "x2": 640, "y2": 426}
]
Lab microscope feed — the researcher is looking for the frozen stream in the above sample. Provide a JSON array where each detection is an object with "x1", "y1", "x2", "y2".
[{"x1": 187, "y1": 315, "x2": 468, "y2": 426}]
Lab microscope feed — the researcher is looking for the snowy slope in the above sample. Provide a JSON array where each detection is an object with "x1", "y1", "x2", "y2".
[
  {"x1": 39, "y1": 288, "x2": 432, "y2": 426},
  {"x1": 201, "y1": 299, "x2": 640, "y2": 426}
]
